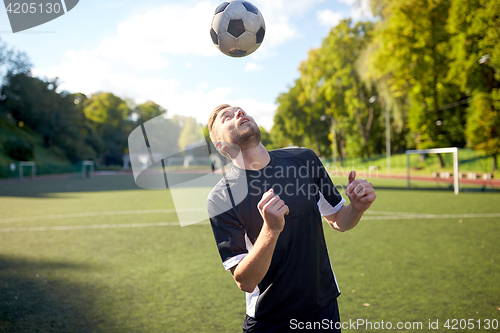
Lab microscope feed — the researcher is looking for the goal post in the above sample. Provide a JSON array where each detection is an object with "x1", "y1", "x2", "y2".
[
  {"x1": 82, "y1": 160, "x2": 95, "y2": 178},
  {"x1": 406, "y1": 147, "x2": 459, "y2": 195},
  {"x1": 19, "y1": 161, "x2": 36, "y2": 179}
]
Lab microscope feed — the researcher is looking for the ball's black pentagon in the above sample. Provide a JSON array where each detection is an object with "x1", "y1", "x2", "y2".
[
  {"x1": 210, "y1": 28, "x2": 219, "y2": 45},
  {"x1": 227, "y1": 19, "x2": 245, "y2": 38},
  {"x1": 229, "y1": 49, "x2": 247, "y2": 57},
  {"x1": 256, "y1": 27, "x2": 265, "y2": 44},
  {"x1": 242, "y1": 1, "x2": 258, "y2": 14},
  {"x1": 215, "y1": 2, "x2": 230, "y2": 14}
]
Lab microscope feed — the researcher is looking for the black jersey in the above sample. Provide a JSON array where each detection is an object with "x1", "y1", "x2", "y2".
[{"x1": 207, "y1": 148, "x2": 346, "y2": 321}]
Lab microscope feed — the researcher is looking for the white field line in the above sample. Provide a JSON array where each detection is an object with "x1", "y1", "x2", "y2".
[
  {"x1": 0, "y1": 213, "x2": 498, "y2": 233},
  {"x1": 364, "y1": 210, "x2": 416, "y2": 215},
  {"x1": 361, "y1": 213, "x2": 500, "y2": 220},
  {"x1": 0, "y1": 209, "x2": 206, "y2": 224},
  {"x1": 0, "y1": 209, "x2": 420, "y2": 224},
  {"x1": 0, "y1": 221, "x2": 210, "y2": 232}
]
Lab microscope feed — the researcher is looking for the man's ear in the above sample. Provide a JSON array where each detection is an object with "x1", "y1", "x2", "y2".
[{"x1": 215, "y1": 142, "x2": 225, "y2": 151}]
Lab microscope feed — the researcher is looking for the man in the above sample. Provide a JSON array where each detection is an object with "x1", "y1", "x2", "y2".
[{"x1": 207, "y1": 104, "x2": 376, "y2": 332}]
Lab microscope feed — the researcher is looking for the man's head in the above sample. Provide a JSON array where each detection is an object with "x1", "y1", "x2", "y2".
[{"x1": 208, "y1": 104, "x2": 261, "y2": 157}]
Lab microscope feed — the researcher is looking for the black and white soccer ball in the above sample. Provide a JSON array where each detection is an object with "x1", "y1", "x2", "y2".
[{"x1": 210, "y1": 1, "x2": 265, "y2": 58}]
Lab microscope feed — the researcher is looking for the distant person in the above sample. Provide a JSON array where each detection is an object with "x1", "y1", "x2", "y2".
[{"x1": 207, "y1": 104, "x2": 376, "y2": 332}]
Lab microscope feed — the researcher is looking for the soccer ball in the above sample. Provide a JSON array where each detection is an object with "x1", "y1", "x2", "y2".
[{"x1": 210, "y1": 1, "x2": 266, "y2": 58}]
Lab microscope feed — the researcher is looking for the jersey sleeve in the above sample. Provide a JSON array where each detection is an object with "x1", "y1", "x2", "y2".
[
  {"x1": 208, "y1": 198, "x2": 249, "y2": 271},
  {"x1": 309, "y1": 150, "x2": 346, "y2": 216}
]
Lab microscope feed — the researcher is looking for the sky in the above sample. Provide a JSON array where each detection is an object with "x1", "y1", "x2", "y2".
[{"x1": 0, "y1": 0, "x2": 373, "y2": 130}]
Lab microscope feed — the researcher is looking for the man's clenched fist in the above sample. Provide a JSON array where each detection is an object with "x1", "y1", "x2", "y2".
[
  {"x1": 257, "y1": 189, "x2": 289, "y2": 233},
  {"x1": 346, "y1": 170, "x2": 376, "y2": 213}
]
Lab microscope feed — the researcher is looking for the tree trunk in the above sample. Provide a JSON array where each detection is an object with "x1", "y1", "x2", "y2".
[
  {"x1": 493, "y1": 153, "x2": 498, "y2": 172},
  {"x1": 336, "y1": 133, "x2": 343, "y2": 167},
  {"x1": 437, "y1": 153, "x2": 445, "y2": 168}
]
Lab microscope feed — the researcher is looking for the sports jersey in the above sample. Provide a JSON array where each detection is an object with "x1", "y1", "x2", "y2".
[{"x1": 207, "y1": 148, "x2": 346, "y2": 322}]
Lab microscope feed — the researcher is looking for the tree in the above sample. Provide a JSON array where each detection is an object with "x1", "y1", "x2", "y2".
[
  {"x1": 82, "y1": 92, "x2": 132, "y2": 165},
  {"x1": 259, "y1": 127, "x2": 272, "y2": 150},
  {"x1": 446, "y1": 0, "x2": 500, "y2": 170},
  {"x1": 464, "y1": 91, "x2": 500, "y2": 170},
  {"x1": 0, "y1": 73, "x2": 95, "y2": 162},
  {"x1": 299, "y1": 20, "x2": 381, "y2": 160},
  {"x1": 175, "y1": 116, "x2": 204, "y2": 152},
  {"x1": 271, "y1": 79, "x2": 312, "y2": 150},
  {"x1": 135, "y1": 101, "x2": 167, "y2": 125},
  {"x1": 368, "y1": 0, "x2": 466, "y2": 167},
  {"x1": 0, "y1": 37, "x2": 31, "y2": 82}
]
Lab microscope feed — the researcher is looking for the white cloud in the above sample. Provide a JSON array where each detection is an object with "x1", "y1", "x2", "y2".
[
  {"x1": 315, "y1": 0, "x2": 373, "y2": 29},
  {"x1": 338, "y1": 0, "x2": 373, "y2": 21},
  {"x1": 228, "y1": 98, "x2": 276, "y2": 130},
  {"x1": 34, "y1": 48, "x2": 277, "y2": 130},
  {"x1": 65, "y1": 0, "x2": 309, "y2": 71},
  {"x1": 316, "y1": 9, "x2": 343, "y2": 28},
  {"x1": 253, "y1": 0, "x2": 326, "y2": 18},
  {"x1": 264, "y1": 15, "x2": 297, "y2": 48},
  {"x1": 95, "y1": 1, "x2": 217, "y2": 70},
  {"x1": 90, "y1": 0, "x2": 316, "y2": 68},
  {"x1": 33, "y1": 0, "x2": 345, "y2": 131},
  {"x1": 245, "y1": 62, "x2": 262, "y2": 72}
]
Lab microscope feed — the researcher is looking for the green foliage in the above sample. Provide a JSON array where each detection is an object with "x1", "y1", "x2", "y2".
[
  {"x1": 368, "y1": 0, "x2": 466, "y2": 151},
  {"x1": 273, "y1": 20, "x2": 382, "y2": 159},
  {"x1": 465, "y1": 90, "x2": 500, "y2": 155},
  {"x1": 446, "y1": 0, "x2": 500, "y2": 94},
  {"x1": 0, "y1": 73, "x2": 97, "y2": 162},
  {"x1": 258, "y1": 126, "x2": 272, "y2": 150},
  {"x1": 83, "y1": 92, "x2": 129, "y2": 126},
  {"x1": 82, "y1": 92, "x2": 133, "y2": 165},
  {"x1": 135, "y1": 101, "x2": 166, "y2": 125},
  {"x1": 272, "y1": 79, "x2": 310, "y2": 148},
  {"x1": 3, "y1": 136, "x2": 34, "y2": 161},
  {"x1": 175, "y1": 116, "x2": 204, "y2": 152},
  {"x1": 202, "y1": 125, "x2": 211, "y2": 143},
  {"x1": 445, "y1": 0, "x2": 500, "y2": 169}
]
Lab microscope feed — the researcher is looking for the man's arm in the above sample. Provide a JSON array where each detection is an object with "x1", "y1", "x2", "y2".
[
  {"x1": 324, "y1": 170, "x2": 376, "y2": 232},
  {"x1": 230, "y1": 189, "x2": 288, "y2": 293}
]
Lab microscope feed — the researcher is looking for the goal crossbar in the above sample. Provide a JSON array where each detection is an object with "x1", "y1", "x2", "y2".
[{"x1": 406, "y1": 147, "x2": 459, "y2": 195}]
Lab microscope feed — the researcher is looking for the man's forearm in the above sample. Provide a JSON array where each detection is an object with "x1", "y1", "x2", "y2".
[
  {"x1": 231, "y1": 224, "x2": 281, "y2": 293},
  {"x1": 332, "y1": 204, "x2": 364, "y2": 232}
]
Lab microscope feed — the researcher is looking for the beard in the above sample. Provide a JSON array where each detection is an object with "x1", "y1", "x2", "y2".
[{"x1": 228, "y1": 122, "x2": 261, "y2": 151}]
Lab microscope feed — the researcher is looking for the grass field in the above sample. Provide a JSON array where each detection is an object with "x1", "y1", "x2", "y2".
[{"x1": 0, "y1": 173, "x2": 499, "y2": 332}]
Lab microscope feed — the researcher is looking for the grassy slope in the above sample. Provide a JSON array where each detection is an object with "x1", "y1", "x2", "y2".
[
  {"x1": 0, "y1": 175, "x2": 499, "y2": 332},
  {"x1": 0, "y1": 118, "x2": 71, "y2": 176}
]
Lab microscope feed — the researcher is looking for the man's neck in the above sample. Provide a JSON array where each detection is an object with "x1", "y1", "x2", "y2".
[{"x1": 232, "y1": 143, "x2": 270, "y2": 171}]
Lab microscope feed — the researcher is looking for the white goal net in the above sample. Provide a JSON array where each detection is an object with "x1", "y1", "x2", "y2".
[{"x1": 406, "y1": 148, "x2": 459, "y2": 195}]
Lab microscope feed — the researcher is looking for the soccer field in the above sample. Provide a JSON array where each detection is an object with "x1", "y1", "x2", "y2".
[{"x1": 0, "y1": 174, "x2": 499, "y2": 332}]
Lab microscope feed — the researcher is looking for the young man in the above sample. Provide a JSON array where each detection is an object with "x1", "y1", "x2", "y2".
[{"x1": 207, "y1": 104, "x2": 376, "y2": 332}]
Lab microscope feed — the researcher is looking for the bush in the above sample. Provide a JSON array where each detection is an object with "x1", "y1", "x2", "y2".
[{"x1": 3, "y1": 137, "x2": 34, "y2": 161}]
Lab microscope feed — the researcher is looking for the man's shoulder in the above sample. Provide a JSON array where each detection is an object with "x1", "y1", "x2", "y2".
[
  {"x1": 207, "y1": 175, "x2": 231, "y2": 202},
  {"x1": 207, "y1": 169, "x2": 242, "y2": 206},
  {"x1": 270, "y1": 147, "x2": 318, "y2": 161}
]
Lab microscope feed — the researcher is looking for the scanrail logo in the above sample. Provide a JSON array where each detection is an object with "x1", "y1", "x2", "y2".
[{"x1": 3, "y1": 0, "x2": 79, "y2": 33}]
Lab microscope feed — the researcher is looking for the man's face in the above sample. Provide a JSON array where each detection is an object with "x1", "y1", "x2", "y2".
[{"x1": 215, "y1": 106, "x2": 261, "y2": 151}]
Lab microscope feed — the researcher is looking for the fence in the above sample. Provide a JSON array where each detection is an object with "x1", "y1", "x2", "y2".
[
  {"x1": 0, "y1": 162, "x2": 84, "y2": 179},
  {"x1": 321, "y1": 149, "x2": 498, "y2": 175}
]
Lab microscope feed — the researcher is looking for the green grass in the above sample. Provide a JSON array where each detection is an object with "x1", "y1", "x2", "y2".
[{"x1": 0, "y1": 175, "x2": 499, "y2": 332}]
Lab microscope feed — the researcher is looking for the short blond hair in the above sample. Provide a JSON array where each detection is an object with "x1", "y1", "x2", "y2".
[{"x1": 208, "y1": 103, "x2": 231, "y2": 142}]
